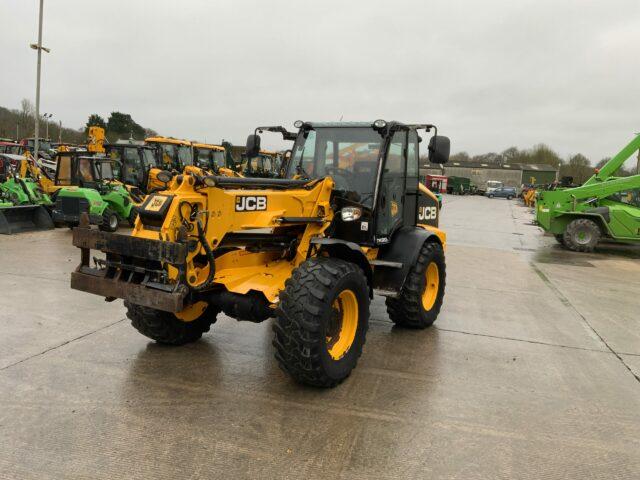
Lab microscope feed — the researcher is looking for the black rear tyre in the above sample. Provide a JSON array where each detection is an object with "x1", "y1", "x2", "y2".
[
  {"x1": 273, "y1": 257, "x2": 369, "y2": 388},
  {"x1": 554, "y1": 234, "x2": 565, "y2": 246},
  {"x1": 386, "y1": 241, "x2": 446, "y2": 329},
  {"x1": 562, "y1": 218, "x2": 600, "y2": 252},
  {"x1": 99, "y1": 207, "x2": 118, "y2": 232},
  {"x1": 125, "y1": 302, "x2": 218, "y2": 345}
]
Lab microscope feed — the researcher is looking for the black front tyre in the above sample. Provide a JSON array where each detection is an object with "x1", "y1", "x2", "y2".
[
  {"x1": 554, "y1": 234, "x2": 565, "y2": 246},
  {"x1": 273, "y1": 257, "x2": 370, "y2": 388},
  {"x1": 125, "y1": 301, "x2": 218, "y2": 345},
  {"x1": 563, "y1": 218, "x2": 601, "y2": 252},
  {"x1": 99, "y1": 207, "x2": 119, "y2": 232},
  {"x1": 386, "y1": 241, "x2": 446, "y2": 329}
]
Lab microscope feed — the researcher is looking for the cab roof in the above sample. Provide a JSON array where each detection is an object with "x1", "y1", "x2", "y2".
[
  {"x1": 302, "y1": 121, "x2": 434, "y2": 131},
  {"x1": 305, "y1": 122, "x2": 374, "y2": 128},
  {"x1": 145, "y1": 136, "x2": 191, "y2": 146},
  {"x1": 192, "y1": 143, "x2": 225, "y2": 151}
]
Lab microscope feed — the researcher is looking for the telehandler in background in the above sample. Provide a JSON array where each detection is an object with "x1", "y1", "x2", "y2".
[
  {"x1": 240, "y1": 150, "x2": 282, "y2": 177},
  {"x1": 537, "y1": 135, "x2": 640, "y2": 251},
  {"x1": 71, "y1": 120, "x2": 449, "y2": 387},
  {"x1": 145, "y1": 136, "x2": 193, "y2": 170},
  {"x1": 105, "y1": 140, "x2": 159, "y2": 199}
]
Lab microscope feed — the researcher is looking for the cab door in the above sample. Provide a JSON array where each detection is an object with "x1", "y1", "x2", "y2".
[{"x1": 375, "y1": 130, "x2": 407, "y2": 242}]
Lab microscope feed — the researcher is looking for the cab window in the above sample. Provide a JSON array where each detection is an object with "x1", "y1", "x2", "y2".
[
  {"x1": 376, "y1": 130, "x2": 407, "y2": 238},
  {"x1": 123, "y1": 148, "x2": 142, "y2": 184},
  {"x1": 56, "y1": 155, "x2": 72, "y2": 185}
]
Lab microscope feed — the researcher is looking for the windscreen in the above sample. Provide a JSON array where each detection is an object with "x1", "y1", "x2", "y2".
[
  {"x1": 196, "y1": 149, "x2": 210, "y2": 167},
  {"x1": 160, "y1": 144, "x2": 177, "y2": 166},
  {"x1": 177, "y1": 145, "x2": 193, "y2": 166},
  {"x1": 288, "y1": 127, "x2": 383, "y2": 207},
  {"x1": 212, "y1": 151, "x2": 225, "y2": 169},
  {"x1": 142, "y1": 149, "x2": 156, "y2": 168},
  {"x1": 94, "y1": 161, "x2": 120, "y2": 181}
]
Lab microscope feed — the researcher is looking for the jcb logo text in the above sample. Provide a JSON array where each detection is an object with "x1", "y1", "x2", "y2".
[
  {"x1": 418, "y1": 206, "x2": 437, "y2": 221},
  {"x1": 235, "y1": 196, "x2": 267, "y2": 212}
]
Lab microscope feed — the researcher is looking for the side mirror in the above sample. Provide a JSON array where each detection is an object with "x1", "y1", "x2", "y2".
[
  {"x1": 246, "y1": 134, "x2": 261, "y2": 158},
  {"x1": 428, "y1": 135, "x2": 450, "y2": 164}
]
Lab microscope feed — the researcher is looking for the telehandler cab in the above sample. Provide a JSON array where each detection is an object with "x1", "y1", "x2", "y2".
[
  {"x1": 193, "y1": 143, "x2": 228, "y2": 172},
  {"x1": 105, "y1": 141, "x2": 158, "y2": 198},
  {"x1": 71, "y1": 120, "x2": 450, "y2": 387}
]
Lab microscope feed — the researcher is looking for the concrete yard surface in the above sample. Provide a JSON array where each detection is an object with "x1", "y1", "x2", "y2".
[{"x1": 0, "y1": 195, "x2": 639, "y2": 479}]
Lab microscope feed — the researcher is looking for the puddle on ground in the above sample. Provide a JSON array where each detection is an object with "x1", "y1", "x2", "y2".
[{"x1": 532, "y1": 254, "x2": 595, "y2": 268}]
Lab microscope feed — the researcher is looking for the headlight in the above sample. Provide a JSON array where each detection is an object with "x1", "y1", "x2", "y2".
[
  {"x1": 373, "y1": 119, "x2": 387, "y2": 129},
  {"x1": 341, "y1": 207, "x2": 362, "y2": 222},
  {"x1": 293, "y1": 120, "x2": 304, "y2": 128}
]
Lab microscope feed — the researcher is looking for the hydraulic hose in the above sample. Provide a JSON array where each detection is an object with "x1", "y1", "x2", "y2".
[{"x1": 185, "y1": 216, "x2": 216, "y2": 292}]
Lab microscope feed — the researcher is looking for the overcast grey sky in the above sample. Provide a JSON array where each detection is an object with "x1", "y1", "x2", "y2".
[{"x1": 1, "y1": 0, "x2": 639, "y2": 160}]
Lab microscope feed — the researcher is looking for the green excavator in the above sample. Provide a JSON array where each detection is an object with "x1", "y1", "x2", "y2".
[{"x1": 536, "y1": 135, "x2": 640, "y2": 252}]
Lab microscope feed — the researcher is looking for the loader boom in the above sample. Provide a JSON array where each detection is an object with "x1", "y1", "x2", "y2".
[{"x1": 585, "y1": 134, "x2": 640, "y2": 185}]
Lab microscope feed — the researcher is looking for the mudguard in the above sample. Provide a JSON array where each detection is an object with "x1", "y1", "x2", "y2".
[
  {"x1": 373, "y1": 226, "x2": 441, "y2": 295},
  {"x1": 310, "y1": 237, "x2": 373, "y2": 296}
]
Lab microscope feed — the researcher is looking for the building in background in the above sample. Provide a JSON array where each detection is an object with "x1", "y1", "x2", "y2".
[{"x1": 421, "y1": 161, "x2": 558, "y2": 193}]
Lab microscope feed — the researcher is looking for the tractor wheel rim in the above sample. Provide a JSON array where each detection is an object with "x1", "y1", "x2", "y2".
[
  {"x1": 326, "y1": 289, "x2": 359, "y2": 360},
  {"x1": 110, "y1": 215, "x2": 117, "y2": 229},
  {"x1": 576, "y1": 230, "x2": 591, "y2": 244},
  {"x1": 422, "y1": 262, "x2": 440, "y2": 311}
]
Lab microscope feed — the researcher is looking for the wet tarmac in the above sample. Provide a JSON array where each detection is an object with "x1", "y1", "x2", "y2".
[{"x1": 1, "y1": 195, "x2": 639, "y2": 479}]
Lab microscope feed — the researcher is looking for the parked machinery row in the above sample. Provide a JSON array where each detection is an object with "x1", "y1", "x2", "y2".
[{"x1": 0, "y1": 125, "x2": 294, "y2": 234}]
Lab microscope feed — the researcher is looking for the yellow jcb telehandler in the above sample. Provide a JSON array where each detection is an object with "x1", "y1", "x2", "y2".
[{"x1": 71, "y1": 120, "x2": 450, "y2": 387}]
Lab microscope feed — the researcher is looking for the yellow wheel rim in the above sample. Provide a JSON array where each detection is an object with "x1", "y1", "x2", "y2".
[
  {"x1": 326, "y1": 289, "x2": 359, "y2": 360},
  {"x1": 175, "y1": 301, "x2": 208, "y2": 322},
  {"x1": 421, "y1": 262, "x2": 439, "y2": 311}
]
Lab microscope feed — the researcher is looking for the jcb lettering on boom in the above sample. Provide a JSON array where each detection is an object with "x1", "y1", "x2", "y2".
[{"x1": 235, "y1": 195, "x2": 267, "y2": 211}]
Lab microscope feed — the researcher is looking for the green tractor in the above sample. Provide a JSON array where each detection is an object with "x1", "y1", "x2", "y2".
[
  {"x1": 0, "y1": 153, "x2": 54, "y2": 234},
  {"x1": 536, "y1": 135, "x2": 640, "y2": 252},
  {"x1": 51, "y1": 153, "x2": 136, "y2": 232}
]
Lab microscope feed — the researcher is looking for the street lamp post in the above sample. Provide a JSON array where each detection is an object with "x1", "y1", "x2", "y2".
[
  {"x1": 43, "y1": 113, "x2": 52, "y2": 140},
  {"x1": 30, "y1": 0, "x2": 50, "y2": 159}
]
